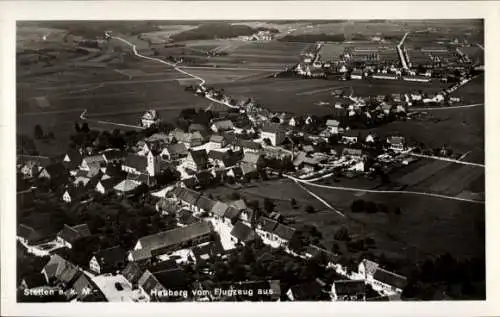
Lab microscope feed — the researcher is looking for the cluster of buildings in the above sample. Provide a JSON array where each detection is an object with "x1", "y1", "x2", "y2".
[
  {"x1": 291, "y1": 38, "x2": 477, "y2": 87},
  {"x1": 18, "y1": 179, "x2": 408, "y2": 302},
  {"x1": 239, "y1": 30, "x2": 274, "y2": 41}
]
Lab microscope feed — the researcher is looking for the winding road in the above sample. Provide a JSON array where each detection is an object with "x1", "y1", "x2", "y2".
[{"x1": 111, "y1": 36, "x2": 239, "y2": 109}]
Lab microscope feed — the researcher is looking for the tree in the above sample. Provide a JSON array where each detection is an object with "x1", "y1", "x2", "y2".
[
  {"x1": 305, "y1": 205, "x2": 316, "y2": 214},
  {"x1": 263, "y1": 198, "x2": 275, "y2": 215},
  {"x1": 290, "y1": 198, "x2": 297, "y2": 209},
  {"x1": 394, "y1": 206, "x2": 402, "y2": 215},
  {"x1": 350, "y1": 199, "x2": 365, "y2": 213},
  {"x1": 74, "y1": 122, "x2": 81, "y2": 133},
  {"x1": 47, "y1": 131, "x2": 55, "y2": 139},
  {"x1": 334, "y1": 226, "x2": 350, "y2": 241},
  {"x1": 229, "y1": 192, "x2": 241, "y2": 201},
  {"x1": 81, "y1": 123, "x2": 90, "y2": 133},
  {"x1": 34, "y1": 125, "x2": 44, "y2": 139}
]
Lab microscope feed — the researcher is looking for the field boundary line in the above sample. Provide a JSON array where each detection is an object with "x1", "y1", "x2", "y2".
[{"x1": 284, "y1": 174, "x2": 485, "y2": 204}]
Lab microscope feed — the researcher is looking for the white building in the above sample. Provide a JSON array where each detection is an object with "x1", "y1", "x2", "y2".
[{"x1": 141, "y1": 110, "x2": 161, "y2": 128}]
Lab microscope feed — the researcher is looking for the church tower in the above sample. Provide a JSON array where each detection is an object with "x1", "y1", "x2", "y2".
[{"x1": 146, "y1": 151, "x2": 160, "y2": 177}]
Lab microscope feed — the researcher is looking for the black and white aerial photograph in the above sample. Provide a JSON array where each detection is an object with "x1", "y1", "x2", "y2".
[{"x1": 14, "y1": 18, "x2": 485, "y2": 303}]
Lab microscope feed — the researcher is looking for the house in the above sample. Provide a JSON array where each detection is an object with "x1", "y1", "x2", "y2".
[
  {"x1": 122, "y1": 151, "x2": 160, "y2": 177},
  {"x1": 56, "y1": 224, "x2": 91, "y2": 249},
  {"x1": 210, "y1": 120, "x2": 234, "y2": 133},
  {"x1": 113, "y1": 179, "x2": 146, "y2": 196},
  {"x1": 226, "y1": 166, "x2": 243, "y2": 180},
  {"x1": 101, "y1": 149, "x2": 127, "y2": 164},
  {"x1": 130, "y1": 221, "x2": 214, "y2": 262},
  {"x1": 240, "y1": 152, "x2": 263, "y2": 173},
  {"x1": 365, "y1": 134, "x2": 376, "y2": 143},
  {"x1": 38, "y1": 163, "x2": 69, "y2": 184},
  {"x1": 80, "y1": 155, "x2": 106, "y2": 171},
  {"x1": 138, "y1": 267, "x2": 188, "y2": 302},
  {"x1": 185, "y1": 149, "x2": 208, "y2": 172},
  {"x1": 402, "y1": 75, "x2": 431, "y2": 83},
  {"x1": 341, "y1": 133, "x2": 358, "y2": 144},
  {"x1": 170, "y1": 129, "x2": 205, "y2": 148},
  {"x1": 62, "y1": 186, "x2": 87, "y2": 204},
  {"x1": 273, "y1": 224, "x2": 296, "y2": 248},
  {"x1": 331, "y1": 280, "x2": 366, "y2": 301},
  {"x1": 372, "y1": 268, "x2": 408, "y2": 295},
  {"x1": 41, "y1": 254, "x2": 81, "y2": 287},
  {"x1": 141, "y1": 109, "x2": 161, "y2": 128},
  {"x1": 71, "y1": 272, "x2": 103, "y2": 301},
  {"x1": 208, "y1": 135, "x2": 227, "y2": 149},
  {"x1": 230, "y1": 221, "x2": 256, "y2": 245},
  {"x1": 160, "y1": 143, "x2": 188, "y2": 161},
  {"x1": 194, "y1": 195, "x2": 216, "y2": 214},
  {"x1": 325, "y1": 119, "x2": 340, "y2": 135},
  {"x1": 62, "y1": 149, "x2": 83, "y2": 170},
  {"x1": 372, "y1": 73, "x2": 398, "y2": 80},
  {"x1": 350, "y1": 70, "x2": 363, "y2": 80},
  {"x1": 89, "y1": 246, "x2": 127, "y2": 275},
  {"x1": 177, "y1": 209, "x2": 200, "y2": 227},
  {"x1": 288, "y1": 117, "x2": 297, "y2": 127},
  {"x1": 122, "y1": 262, "x2": 144, "y2": 288},
  {"x1": 207, "y1": 150, "x2": 240, "y2": 169},
  {"x1": 210, "y1": 201, "x2": 230, "y2": 221},
  {"x1": 188, "y1": 123, "x2": 208, "y2": 133},
  {"x1": 191, "y1": 241, "x2": 224, "y2": 264},
  {"x1": 237, "y1": 139, "x2": 262, "y2": 153},
  {"x1": 261, "y1": 122, "x2": 286, "y2": 146},
  {"x1": 286, "y1": 278, "x2": 331, "y2": 301},
  {"x1": 95, "y1": 177, "x2": 122, "y2": 195},
  {"x1": 18, "y1": 155, "x2": 51, "y2": 178},
  {"x1": 17, "y1": 224, "x2": 43, "y2": 245},
  {"x1": 175, "y1": 187, "x2": 201, "y2": 211},
  {"x1": 358, "y1": 258, "x2": 380, "y2": 280},
  {"x1": 255, "y1": 217, "x2": 279, "y2": 245},
  {"x1": 388, "y1": 136, "x2": 406, "y2": 152},
  {"x1": 342, "y1": 148, "x2": 364, "y2": 159}
]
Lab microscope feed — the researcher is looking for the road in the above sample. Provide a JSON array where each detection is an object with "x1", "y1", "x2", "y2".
[
  {"x1": 293, "y1": 180, "x2": 346, "y2": 217},
  {"x1": 397, "y1": 32, "x2": 410, "y2": 70},
  {"x1": 284, "y1": 174, "x2": 484, "y2": 205},
  {"x1": 406, "y1": 152, "x2": 485, "y2": 168},
  {"x1": 412, "y1": 103, "x2": 484, "y2": 111},
  {"x1": 112, "y1": 36, "x2": 239, "y2": 109}
]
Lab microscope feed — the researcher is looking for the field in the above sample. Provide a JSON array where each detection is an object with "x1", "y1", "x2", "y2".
[{"x1": 203, "y1": 178, "x2": 484, "y2": 263}]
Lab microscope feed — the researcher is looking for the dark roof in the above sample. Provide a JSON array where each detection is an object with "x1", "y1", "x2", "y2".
[
  {"x1": 137, "y1": 221, "x2": 213, "y2": 256},
  {"x1": 211, "y1": 201, "x2": 229, "y2": 217},
  {"x1": 17, "y1": 189, "x2": 35, "y2": 210},
  {"x1": 123, "y1": 154, "x2": 147, "y2": 172},
  {"x1": 101, "y1": 150, "x2": 126, "y2": 161},
  {"x1": 72, "y1": 273, "x2": 99, "y2": 300},
  {"x1": 209, "y1": 134, "x2": 225, "y2": 144},
  {"x1": 93, "y1": 246, "x2": 127, "y2": 271},
  {"x1": 342, "y1": 148, "x2": 363, "y2": 156},
  {"x1": 333, "y1": 280, "x2": 366, "y2": 296},
  {"x1": 273, "y1": 224, "x2": 296, "y2": 241},
  {"x1": 57, "y1": 224, "x2": 91, "y2": 244},
  {"x1": 373, "y1": 268, "x2": 407, "y2": 290},
  {"x1": 122, "y1": 262, "x2": 143, "y2": 285},
  {"x1": 178, "y1": 209, "x2": 199, "y2": 226},
  {"x1": 165, "y1": 143, "x2": 188, "y2": 157},
  {"x1": 195, "y1": 195, "x2": 216, "y2": 211},
  {"x1": 225, "y1": 206, "x2": 241, "y2": 220},
  {"x1": 208, "y1": 150, "x2": 227, "y2": 161},
  {"x1": 22, "y1": 273, "x2": 47, "y2": 289},
  {"x1": 153, "y1": 268, "x2": 188, "y2": 291},
  {"x1": 258, "y1": 217, "x2": 279, "y2": 233},
  {"x1": 43, "y1": 254, "x2": 80, "y2": 284},
  {"x1": 211, "y1": 120, "x2": 234, "y2": 131},
  {"x1": 238, "y1": 139, "x2": 262, "y2": 150},
  {"x1": 188, "y1": 150, "x2": 208, "y2": 168},
  {"x1": 98, "y1": 178, "x2": 122, "y2": 191},
  {"x1": 261, "y1": 122, "x2": 285, "y2": 134},
  {"x1": 177, "y1": 187, "x2": 201, "y2": 206},
  {"x1": 230, "y1": 221, "x2": 256, "y2": 242},
  {"x1": 389, "y1": 136, "x2": 405, "y2": 145},
  {"x1": 18, "y1": 224, "x2": 42, "y2": 243},
  {"x1": 229, "y1": 166, "x2": 243, "y2": 178},
  {"x1": 288, "y1": 280, "x2": 329, "y2": 301},
  {"x1": 191, "y1": 241, "x2": 224, "y2": 262},
  {"x1": 188, "y1": 123, "x2": 208, "y2": 133}
]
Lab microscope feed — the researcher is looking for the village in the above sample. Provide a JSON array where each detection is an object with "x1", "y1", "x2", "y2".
[
  {"x1": 17, "y1": 81, "x2": 458, "y2": 303},
  {"x1": 14, "y1": 19, "x2": 485, "y2": 304}
]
